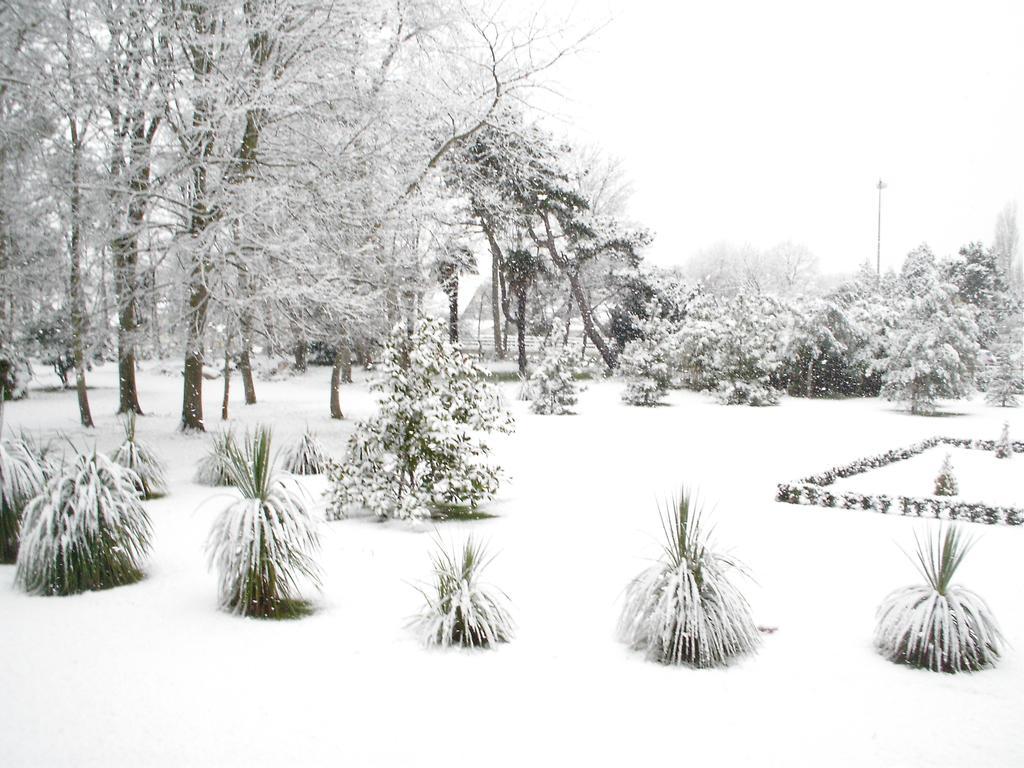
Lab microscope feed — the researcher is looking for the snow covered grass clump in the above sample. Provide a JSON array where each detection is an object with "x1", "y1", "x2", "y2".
[
  {"x1": 933, "y1": 454, "x2": 958, "y2": 497},
  {"x1": 618, "y1": 489, "x2": 760, "y2": 667},
  {"x1": 111, "y1": 412, "x2": 167, "y2": 499},
  {"x1": 15, "y1": 450, "x2": 151, "y2": 595},
  {"x1": 529, "y1": 346, "x2": 583, "y2": 415},
  {"x1": 0, "y1": 436, "x2": 46, "y2": 563},
  {"x1": 329, "y1": 319, "x2": 513, "y2": 520},
  {"x1": 206, "y1": 427, "x2": 322, "y2": 618},
  {"x1": 409, "y1": 535, "x2": 514, "y2": 649},
  {"x1": 875, "y1": 525, "x2": 1003, "y2": 673},
  {"x1": 282, "y1": 429, "x2": 331, "y2": 475},
  {"x1": 195, "y1": 429, "x2": 237, "y2": 486}
]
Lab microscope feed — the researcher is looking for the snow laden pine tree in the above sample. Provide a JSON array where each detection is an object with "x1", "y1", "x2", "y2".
[
  {"x1": 985, "y1": 317, "x2": 1023, "y2": 407},
  {"x1": 529, "y1": 346, "x2": 584, "y2": 415},
  {"x1": 933, "y1": 453, "x2": 958, "y2": 497},
  {"x1": 881, "y1": 248, "x2": 980, "y2": 415},
  {"x1": 712, "y1": 292, "x2": 785, "y2": 406},
  {"x1": 329, "y1": 319, "x2": 514, "y2": 520},
  {"x1": 995, "y1": 422, "x2": 1012, "y2": 459},
  {"x1": 620, "y1": 314, "x2": 676, "y2": 406}
]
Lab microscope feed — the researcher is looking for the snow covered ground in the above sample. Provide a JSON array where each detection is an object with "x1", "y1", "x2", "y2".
[{"x1": 2, "y1": 362, "x2": 1023, "y2": 768}]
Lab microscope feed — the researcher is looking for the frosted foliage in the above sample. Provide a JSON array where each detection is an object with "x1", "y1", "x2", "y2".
[
  {"x1": 110, "y1": 414, "x2": 167, "y2": 499},
  {"x1": 881, "y1": 269, "x2": 979, "y2": 414},
  {"x1": 875, "y1": 526, "x2": 1003, "y2": 673},
  {"x1": 409, "y1": 537, "x2": 514, "y2": 649},
  {"x1": 329, "y1": 319, "x2": 513, "y2": 520},
  {"x1": 205, "y1": 429, "x2": 321, "y2": 617},
  {"x1": 620, "y1": 314, "x2": 675, "y2": 406},
  {"x1": 283, "y1": 431, "x2": 331, "y2": 475},
  {"x1": 0, "y1": 437, "x2": 45, "y2": 563},
  {"x1": 995, "y1": 422, "x2": 1011, "y2": 459},
  {"x1": 618, "y1": 492, "x2": 759, "y2": 668},
  {"x1": 15, "y1": 451, "x2": 151, "y2": 595},
  {"x1": 933, "y1": 454, "x2": 958, "y2": 496},
  {"x1": 195, "y1": 430, "x2": 237, "y2": 486},
  {"x1": 530, "y1": 347, "x2": 583, "y2": 415},
  {"x1": 985, "y1": 332, "x2": 1023, "y2": 407},
  {"x1": 711, "y1": 293, "x2": 785, "y2": 406}
]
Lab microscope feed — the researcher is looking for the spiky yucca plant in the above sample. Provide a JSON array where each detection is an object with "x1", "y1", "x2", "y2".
[
  {"x1": 195, "y1": 429, "x2": 237, "y2": 486},
  {"x1": 410, "y1": 535, "x2": 514, "y2": 648},
  {"x1": 1, "y1": 437, "x2": 46, "y2": 563},
  {"x1": 282, "y1": 430, "x2": 331, "y2": 475},
  {"x1": 618, "y1": 489, "x2": 760, "y2": 667},
  {"x1": 933, "y1": 453, "x2": 958, "y2": 497},
  {"x1": 875, "y1": 525, "x2": 1003, "y2": 673},
  {"x1": 15, "y1": 450, "x2": 151, "y2": 595},
  {"x1": 111, "y1": 412, "x2": 167, "y2": 499},
  {"x1": 206, "y1": 427, "x2": 322, "y2": 618}
]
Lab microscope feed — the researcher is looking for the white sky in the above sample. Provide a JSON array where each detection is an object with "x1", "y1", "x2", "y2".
[{"x1": 532, "y1": 0, "x2": 1024, "y2": 275}]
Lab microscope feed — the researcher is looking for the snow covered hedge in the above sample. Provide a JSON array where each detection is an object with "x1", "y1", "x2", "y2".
[
  {"x1": 776, "y1": 436, "x2": 1024, "y2": 525},
  {"x1": 328, "y1": 319, "x2": 513, "y2": 520}
]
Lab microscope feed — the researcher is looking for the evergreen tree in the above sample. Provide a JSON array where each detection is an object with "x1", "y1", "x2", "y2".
[
  {"x1": 530, "y1": 346, "x2": 583, "y2": 415},
  {"x1": 329, "y1": 318, "x2": 513, "y2": 520},
  {"x1": 933, "y1": 454, "x2": 958, "y2": 497}
]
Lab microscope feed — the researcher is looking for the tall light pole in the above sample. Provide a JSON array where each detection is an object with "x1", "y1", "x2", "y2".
[{"x1": 876, "y1": 178, "x2": 887, "y2": 280}]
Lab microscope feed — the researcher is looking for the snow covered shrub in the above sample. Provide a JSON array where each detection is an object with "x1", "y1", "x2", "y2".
[
  {"x1": 618, "y1": 489, "x2": 760, "y2": 668},
  {"x1": 328, "y1": 319, "x2": 513, "y2": 520},
  {"x1": 933, "y1": 454, "x2": 958, "y2": 497},
  {"x1": 530, "y1": 346, "x2": 583, "y2": 415},
  {"x1": 206, "y1": 427, "x2": 322, "y2": 618},
  {"x1": 111, "y1": 412, "x2": 167, "y2": 500},
  {"x1": 282, "y1": 429, "x2": 331, "y2": 475},
  {"x1": 994, "y1": 422, "x2": 1011, "y2": 459},
  {"x1": 620, "y1": 317, "x2": 675, "y2": 406},
  {"x1": 715, "y1": 379, "x2": 781, "y2": 406},
  {"x1": 875, "y1": 525, "x2": 1003, "y2": 673},
  {"x1": 195, "y1": 429, "x2": 237, "y2": 486},
  {"x1": 409, "y1": 535, "x2": 514, "y2": 649},
  {"x1": 0, "y1": 437, "x2": 45, "y2": 563},
  {"x1": 15, "y1": 450, "x2": 151, "y2": 595}
]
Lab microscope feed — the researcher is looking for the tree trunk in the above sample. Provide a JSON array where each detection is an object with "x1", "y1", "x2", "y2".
[
  {"x1": 113, "y1": 231, "x2": 143, "y2": 415},
  {"x1": 340, "y1": 336, "x2": 353, "y2": 383},
  {"x1": 329, "y1": 347, "x2": 345, "y2": 419},
  {"x1": 221, "y1": 345, "x2": 231, "y2": 420},
  {"x1": 540, "y1": 212, "x2": 617, "y2": 371},
  {"x1": 805, "y1": 358, "x2": 814, "y2": 398},
  {"x1": 239, "y1": 328, "x2": 257, "y2": 405},
  {"x1": 447, "y1": 271, "x2": 459, "y2": 344},
  {"x1": 516, "y1": 290, "x2": 528, "y2": 378},
  {"x1": 292, "y1": 337, "x2": 307, "y2": 372},
  {"x1": 68, "y1": 122, "x2": 93, "y2": 428},
  {"x1": 483, "y1": 222, "x2": 505, "y2": 358}
]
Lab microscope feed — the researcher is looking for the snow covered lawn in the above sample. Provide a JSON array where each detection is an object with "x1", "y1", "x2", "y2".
[{"x1": 2, "y1": 362, "x2": 1023, "y2": 767}]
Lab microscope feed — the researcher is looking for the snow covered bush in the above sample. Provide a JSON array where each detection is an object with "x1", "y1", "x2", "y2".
[
  {"x1": 715, "y1": 379, "x2": 780, "y2": 406},
  {"x1": 0, "y1": 436, "x2": 46, "y2": 563},
  {"x1": 530, "y1": 346, "x2": 583, "y2": 415},
  {"x1": 111, "y1": 412, "x2": 167, "y2": 500},
  {"x1": 933, "y1": 454, "x2": 958, "y2": 497},
  {"x1": 206, "y1": 427, "x2": 322, "y2": 618},
  {"x1": 618, "y1": 489, "x2": 760, "y2": 667},
  {"x1": 195, "y1": 429, "x2": 237, "y2": 486},
  {"x1": 875, "y1": 525, "x2": 1003, "y2": 673},
  {"x1": 409, "y1": 535, "x2": 514, "y2": 649},
  {"x1": 328, "y1": 319, "x2": 513, "y2": 521},
  {"x1": 620, "y1": 316, "x2": 675, "y2": 406},
  {"x1": 995, "y1": 422, "x2": 1011, "y2": 459},
  {"x1": 15, "y1": 450, "x2": 151, "y2": 595},
  {"x1": 710, "y1": 293, "x2": 785, "y2": 407},
  {"x1": 282, "y1": 429, "x2": 331, "y2": 475}
]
